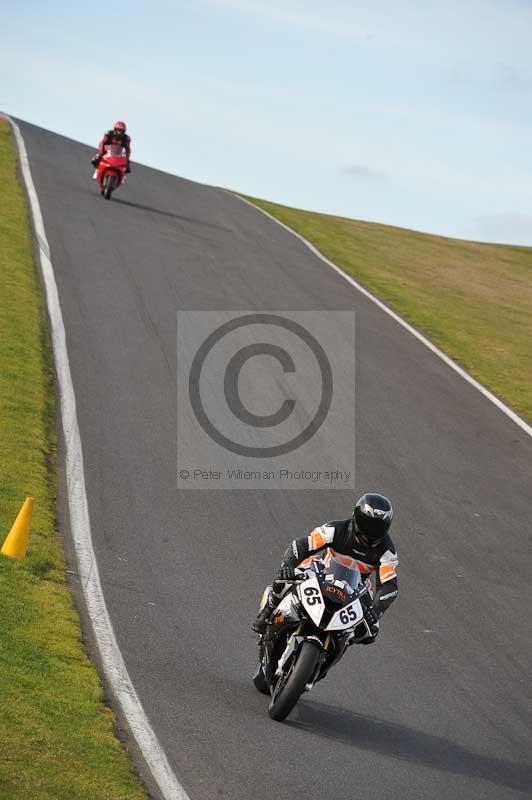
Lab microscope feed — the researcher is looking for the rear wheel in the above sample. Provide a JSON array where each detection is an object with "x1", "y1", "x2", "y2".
[
  {"x1": 104, "y1": 173, "x2": 117, "y2": 199},
  {"x1": 268, "y1": 640, "x2": 321, "y2": 721}
]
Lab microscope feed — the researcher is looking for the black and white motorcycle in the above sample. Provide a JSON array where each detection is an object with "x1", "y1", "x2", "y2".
[{"x1": 253, "y1": 547, "x2": 374, "y2": 721}]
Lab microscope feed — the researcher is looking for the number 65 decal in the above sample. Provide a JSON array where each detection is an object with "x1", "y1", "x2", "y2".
[
  {"x1": 339, "y1": 606, "x2": 358, "y2": 625},
  {"x1": 303, "y1": 586, "x2": 322, "y2": 606}
]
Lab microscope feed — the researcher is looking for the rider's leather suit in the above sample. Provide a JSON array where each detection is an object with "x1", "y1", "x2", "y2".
[
  {"x1": 97, "y1": 130, "x2": 131, "y2": 162},
  {"x1": 281, "y1": 517, "x2": 399, "y2": 621}
]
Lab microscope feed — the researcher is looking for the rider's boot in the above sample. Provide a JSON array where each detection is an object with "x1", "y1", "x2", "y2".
[{"x1": 252, "y1": 590, "x2": 276, "y2": 634}]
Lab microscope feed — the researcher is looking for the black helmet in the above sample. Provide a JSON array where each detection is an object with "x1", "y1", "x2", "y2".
[{"x1": 353, "y1": 493, "x2": 393, "y2": 545}]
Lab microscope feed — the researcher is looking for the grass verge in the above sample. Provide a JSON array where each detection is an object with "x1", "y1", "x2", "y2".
[
  {"x1": 0, "y1": 118, "x2": 146, "y2": 799},
  {"x1": 239, "y1": 194, "x2": 532, "y2": 424}
]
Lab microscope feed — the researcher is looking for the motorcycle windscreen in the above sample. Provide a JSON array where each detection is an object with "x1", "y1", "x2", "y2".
[
  {"x1": 105, "y1": 144, "x2": 127, "y2": 156},
  {"x1": 310, "y1": 549, "x2": 366, "y2": 631},
  {"x1": 318, "y1": 549, "x2": 363, "y2": 595}
]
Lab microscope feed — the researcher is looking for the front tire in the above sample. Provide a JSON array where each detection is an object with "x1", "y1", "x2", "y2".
[
  {"x1": 103, "y1": 173, "x2": 117, "y2": 199},
  {"x1": 268, "y1": 640, "x2": 321, "y2": 721}
]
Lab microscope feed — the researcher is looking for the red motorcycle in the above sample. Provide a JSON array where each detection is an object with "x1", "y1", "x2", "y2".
[{"x1": 94, "y1": 145, "x2": 128, "y2": 200}]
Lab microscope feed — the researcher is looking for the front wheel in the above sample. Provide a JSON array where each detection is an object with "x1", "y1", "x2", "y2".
[
  {"x1": 103, "y1": 173, "x2": 117, "y2": 199},
  {"x1": 268, "y1": 640, "x2": 321, "y2": 721}
]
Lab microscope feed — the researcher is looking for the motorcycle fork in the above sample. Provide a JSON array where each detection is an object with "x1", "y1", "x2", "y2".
[
  {"x1": 265, "y1": 622, "x2": 302, "y2": 683},
  {"x1": 303, "y1": 633, "x2": 331, "y2": 692},
  {"x1": 289, "y1": 626, "x2": 330, "y2": 651},
  {"x1": 290, "y1": 624, "x2": 303, "y2": 639}
]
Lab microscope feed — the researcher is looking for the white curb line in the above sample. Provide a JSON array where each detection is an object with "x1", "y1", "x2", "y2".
[
  {"x1": 6, "y1": 116, "x2": 189, "y2": 800},
  {"x1": 233, "y1": 193, "x2": 532, "y2": 440}
]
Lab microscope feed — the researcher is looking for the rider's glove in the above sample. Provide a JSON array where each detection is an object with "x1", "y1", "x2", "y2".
[
  {"x1": 363, "y1": 604, "x2": 380, "y2": 628},
  {"x1": 125, "y1": 163, "x2": 131, "y2": 174},
  {"x1": 91, "y1": 155, "x2": 100, "y2": 167},
  {"x1": 277, "y1": 566, "x2": 296, "y2": 582}
]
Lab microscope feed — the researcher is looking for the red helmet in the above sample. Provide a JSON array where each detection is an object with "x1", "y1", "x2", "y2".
[{"x1": 114, "y1": 120, "x2": 126, "y2": 134}]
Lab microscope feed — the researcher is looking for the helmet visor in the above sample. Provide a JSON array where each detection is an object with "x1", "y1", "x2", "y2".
[{"x1": 353, "y1": 509, "x2": 391, "y2": 542}]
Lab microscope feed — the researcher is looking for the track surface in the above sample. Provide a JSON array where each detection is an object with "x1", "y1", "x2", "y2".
[{"x1": 19, "y1": 120, "x2": 532, "y2": 799}]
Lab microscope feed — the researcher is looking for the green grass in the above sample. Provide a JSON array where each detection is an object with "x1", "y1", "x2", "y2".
[
  {"x1": 239, "y1": 194, "x2": 532, "y2": 423},
  {"x1": 0, "y1": 118, "x2": 147, "y2": 799}
]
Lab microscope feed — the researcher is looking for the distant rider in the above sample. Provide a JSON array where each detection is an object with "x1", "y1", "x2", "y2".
[
  {"x1": 253, "y1": 493, "x2": 399, "y2": 644},
  {"x1": 91, "y1": 121, "x2": 131, "y2": 173}
]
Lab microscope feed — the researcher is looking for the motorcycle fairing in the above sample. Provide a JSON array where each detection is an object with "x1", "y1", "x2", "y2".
[
  {"x1": 298, "y1": 576, "x2": 324, "y2": 626},
  {"x1": 324, "y1": 597, "x2": 364, "y2": 631}
]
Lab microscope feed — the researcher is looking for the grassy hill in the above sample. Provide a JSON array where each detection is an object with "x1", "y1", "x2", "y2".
[{"x1": 240, "y1": 195, "x2": 532, "y2": 424}]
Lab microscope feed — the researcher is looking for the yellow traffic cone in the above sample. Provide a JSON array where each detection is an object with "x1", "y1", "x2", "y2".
[{"x1": 1, "y1": 497, "x2": 34, "y2": 559}]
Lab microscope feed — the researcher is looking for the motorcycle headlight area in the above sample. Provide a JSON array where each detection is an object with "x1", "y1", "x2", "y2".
[{"x1": 324, "y1": 574, "x2": 355, "y2": 593}]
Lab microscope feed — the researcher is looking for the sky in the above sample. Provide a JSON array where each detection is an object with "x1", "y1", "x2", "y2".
[{"x1": 2, "y1": 0, "x2": 532, "y2": 245}]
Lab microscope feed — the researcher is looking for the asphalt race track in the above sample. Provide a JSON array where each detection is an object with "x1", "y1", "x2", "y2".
[{"x1": 18, "y1": 120, "x2": 532, "y2": 800}]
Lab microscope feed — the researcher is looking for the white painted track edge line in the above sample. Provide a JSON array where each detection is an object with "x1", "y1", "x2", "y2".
[
  {"x1": 232, "y1": 193, "x2": 532, "y2": 439},
  {"x1": 6, "y1": 116, "x2": 189, "y2": 800}
]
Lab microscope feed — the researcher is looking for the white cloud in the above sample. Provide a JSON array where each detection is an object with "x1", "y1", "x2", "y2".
[
  {"x1": 205, "y1": 0, "x2": 374, "y2": 41},
  {"x1": 205, "y1": 0, "x2": 532, "y2": 64},
  {"x1": 342, "y1": 164, "x2": 386, "y2": 179},
  {"x1": 493, "y1": 63, "x2": 532, "y2": 94}
]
